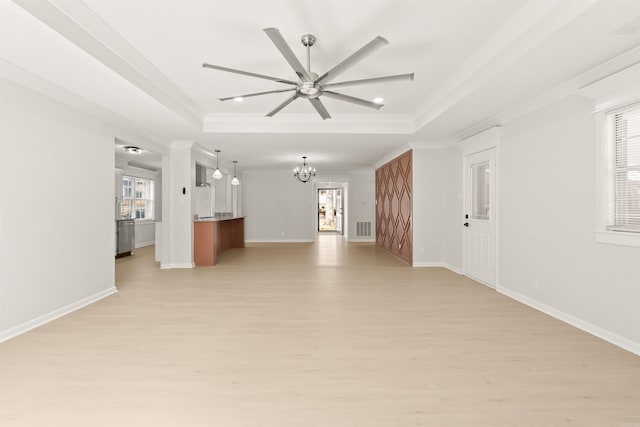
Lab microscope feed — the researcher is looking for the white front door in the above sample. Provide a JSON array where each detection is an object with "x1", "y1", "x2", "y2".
[
  {"x1": 464, "y1": 148, "x2": 496, "y2": 287},
  {"x1": 335, "y1": 189, "x2": 343, "y2": 235}
]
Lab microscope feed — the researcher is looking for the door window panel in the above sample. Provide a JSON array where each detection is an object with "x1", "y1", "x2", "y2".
[{"x1": 472, "y1": 161, "x2": 490, "y2": 220}]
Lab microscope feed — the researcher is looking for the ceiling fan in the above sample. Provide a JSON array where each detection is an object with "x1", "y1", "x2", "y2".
[{"x1": 202, "y1": 28, "x2": 414, "y2": 120}]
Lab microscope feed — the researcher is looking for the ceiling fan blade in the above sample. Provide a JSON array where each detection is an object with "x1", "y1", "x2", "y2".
[
  {"x1": 323, "y1": 91, "x2": 383, "y2": 109},
  {"x1": 219, "y1": 88, "x2": 296, "y2": 101},
  {"x1": 316, "y1": 36, "x2": 389, "y2": 84},
  {"x1": 202, "y1": 63, "x2": 297, "y2": 85},
  {"x1": 263, "y1": 28, "x2": 312, "y2": 81},
  {"x1": 308, "y1": 98, "x2": 331, "y2": 120},
  {"x1": 265, "y1": 93, "x2": 299, "y2": 117},
  {"x1": 323, "y1": 73, "x2": 414, "y2": 89}
]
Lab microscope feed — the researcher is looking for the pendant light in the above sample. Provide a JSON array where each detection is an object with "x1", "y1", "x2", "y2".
[
  {"x1": 293, "y1": 156, "x2": 316, "y2": 183},
  {"x1": 212, "y1": 149, "x2": 223, "y2": 180},
  {"x1": 231, "y1": 161, "x2": 240, "y2": 186}
]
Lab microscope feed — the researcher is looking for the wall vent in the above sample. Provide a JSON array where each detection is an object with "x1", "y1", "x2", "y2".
[{"x1": 356, "y1": 221, "x2": 372, "y2": 237}]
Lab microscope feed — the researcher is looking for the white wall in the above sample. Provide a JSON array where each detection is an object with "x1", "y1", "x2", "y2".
[
  {"x1": 497, "y1": 95, "x2": 640, "y2": 351},
  {"x1": 243, "y1": 170, "x2": 315, "y2": 242},
  {"x1": 0, "y1": 79, "x2": 116, "y2": 340},
  {"x1": 346, "y1": 171, "x2": 376, "y2": 242},
  {"x1": 412, "y1": 148, "x2": 446, "y2": 266},
  {"x1": 443, "y1": 146, "x2": 463, "y2": 271}
]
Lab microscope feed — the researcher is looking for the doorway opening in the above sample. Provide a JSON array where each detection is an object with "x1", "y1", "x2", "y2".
[{"x1": 318, "y1": 188, "x2": 343, "y2": 234}]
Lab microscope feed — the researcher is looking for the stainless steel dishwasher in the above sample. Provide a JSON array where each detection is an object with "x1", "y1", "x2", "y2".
[{"x1": 116, "y1": 219, "x2": 135, "y2": 257}]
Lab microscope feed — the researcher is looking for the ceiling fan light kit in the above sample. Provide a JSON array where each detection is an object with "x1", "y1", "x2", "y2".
[{"x1": 203, "y1": 28, "x2": 414, "y2": 120}]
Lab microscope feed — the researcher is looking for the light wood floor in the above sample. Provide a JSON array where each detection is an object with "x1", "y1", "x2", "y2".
[{"x1": 1, "y1": 235, "x2": 639, "y2": 427}]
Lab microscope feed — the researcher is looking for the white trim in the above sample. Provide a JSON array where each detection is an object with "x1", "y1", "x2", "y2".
[
  {"x1": 160, "y1": 262, "x2": 194, "y2": 269},
  {"x1": 458, "y1": 126, "x2": 501, "y2": 156},
  {"x1": 135, "y1": 240, "x2": 155, "y2": 248},
  {"x1": 411, "y1": 261, "x2": 464, "y2": 275},
  {"x1": 456, "y1": 48, "x2": 640, "y2": 142},
  {"x1": 374, "y1": 144, "x2": 411, "y2": 170},
  {"x1": 0, "y1": 287, "x2": 118, "y2": 343},
  {"x1": 594, "y1": 97, "x2": 640, "y2": 248},
  {"x1": 204, "y1": 113, "x2": 413, "y2": 134},
  {"x1": 470, "y1": 276, "x2": 495, "y2": 289},
  {"x1": 594, "y1": 230, "x2": 640, "y2": 248},
  {"x1": 498, "y1": 287, "x2": 640, "y2": 356},
  {"x1": 347, "y1": 238, "x2": 375, "y2": 243},
  {"x1": 413, "y1": 262, "x2": 446, "y2": 267},
  {"x1": 9, "y1": 1, "x2": 204, "y2": 127},
  {"x1": 245, "y1": 239, "x2": 314, "y2": 243},
  {"x1": 592, "y1": 83, "x2": 640, "y2": 114},
  {"x1": 444, "y1": 263, "x2": 464, "y2": 275}
]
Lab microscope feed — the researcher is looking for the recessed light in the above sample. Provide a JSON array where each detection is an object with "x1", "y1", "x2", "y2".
[
  {"x1": 124, "y1": 146, "x2": 142, "y2": 154},
  {"x1": 233, "y1": 97, "x2": 244, "y2": 102},
  {"x1": 373, "y1": 97, "x2": 385, "y2": 104}
]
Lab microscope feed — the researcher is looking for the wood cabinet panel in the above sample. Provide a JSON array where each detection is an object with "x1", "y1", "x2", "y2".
[
  {"x1": 194, "y1": 218, "x2": 245, "y2": 266},
  {"x1": 375, "y1": 150, "x2": 412, "y2": 265}
]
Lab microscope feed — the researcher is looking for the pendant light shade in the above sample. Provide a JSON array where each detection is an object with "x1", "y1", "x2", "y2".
[
  {"x1": 212, "y1": 149, "x2": 223, "y2": 180},
  {"x1": 231, "y1": 161, "x2": 240, "y2": 186}
]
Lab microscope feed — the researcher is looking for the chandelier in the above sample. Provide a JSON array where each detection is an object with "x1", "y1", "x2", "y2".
[{"x1": 293, "y1": 156, "x2": 316, "y2": 183}]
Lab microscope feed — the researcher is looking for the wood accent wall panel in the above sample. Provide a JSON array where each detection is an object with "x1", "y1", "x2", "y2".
[{"x1": 375, "y1": 150, "x2": 412, "y2": 265}]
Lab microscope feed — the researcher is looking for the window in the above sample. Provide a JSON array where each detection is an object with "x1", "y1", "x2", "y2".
[
  {"x1": 471, "y1": 161, "x2": 490, "y2": 220},
  {"x1": 605, "y1": 103, "x2": 640, "y2": 233},
  {"x1": 596, "y1": 100, "x2": 640, "y2": 248},
  {"x1": 121, "y1": 176, "x2": 154, "y2": 220}
]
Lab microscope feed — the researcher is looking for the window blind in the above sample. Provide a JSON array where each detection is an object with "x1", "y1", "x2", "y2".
[{"x1": 607, "y1": 103, "x2": 640, "y2": 232}]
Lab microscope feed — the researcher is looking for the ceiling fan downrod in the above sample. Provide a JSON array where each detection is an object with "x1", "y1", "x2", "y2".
[{"x1": 301, "y1": 34, "x2": 316, "y2": 75}]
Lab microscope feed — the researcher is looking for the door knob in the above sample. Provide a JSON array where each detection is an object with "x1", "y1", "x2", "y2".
[{"x1": 463, "y1": 222, "x2": 469, "y2": 227}]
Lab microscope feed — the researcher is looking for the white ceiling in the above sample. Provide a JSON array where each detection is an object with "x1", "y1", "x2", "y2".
[{"x1": 1, "y1": 0, "x2": 640, "y2": 172}]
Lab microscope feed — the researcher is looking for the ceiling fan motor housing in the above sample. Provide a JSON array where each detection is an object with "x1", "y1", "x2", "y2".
[
  {"x1": 301, "y1": 34, "x2": 316, "y2": 47},
  {"x1": 298, "y1": 72, "x2": 321, "y2": 98},
  {"x1": 204, "y1": 28, "x2": 414, "y2": 119}
]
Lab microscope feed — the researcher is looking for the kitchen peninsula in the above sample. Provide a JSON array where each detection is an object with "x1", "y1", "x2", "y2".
[{"x1": 193, "y1": 215, "x2": 245, "y2": 266}]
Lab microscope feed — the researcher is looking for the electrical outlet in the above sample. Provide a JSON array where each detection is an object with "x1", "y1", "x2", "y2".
[
  {"x1": 532, "y1": 279, "x2": 540, "y2": 290},
  {"x1": 280, "y1": 231, "x2": 285, "y2": 237}
]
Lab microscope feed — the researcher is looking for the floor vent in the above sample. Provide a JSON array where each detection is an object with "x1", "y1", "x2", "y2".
[{"x1": 356, "y1": 221, "x2": 372, "y2": 237}]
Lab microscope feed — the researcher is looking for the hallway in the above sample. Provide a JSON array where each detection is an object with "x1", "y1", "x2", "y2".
[{"x1": 1, "y1": 237, "x2": 639, "y2": 426}]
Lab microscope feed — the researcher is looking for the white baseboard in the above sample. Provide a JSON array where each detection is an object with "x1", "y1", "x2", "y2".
[
  {"x1": 412, "y1": 261, "x2": 464, "y2": 275},
  {"x1": 498, "y1": 287, "x2": 640, "y2": 356},
  {"x1": 245, "y1": 239, "x2": 313, "y2": 243},
  {"x1": 444, "y1": 263, "x2": 464, "y2": 275},
  {"x1": 413, "y1": 261, "x2": 445, "y2": 267},
  {"x1": 160, "y1": 262, "x2": 194, "y2": 269},
  {"x1": 347, "y1": 238, "x2": 375, "y2": 243},
  {"x1": 135, "y1": 240, "x2": 155, "y2": 248},
  {"x1": 0, "y1": 287, "x2": 118, "y2": 343}
]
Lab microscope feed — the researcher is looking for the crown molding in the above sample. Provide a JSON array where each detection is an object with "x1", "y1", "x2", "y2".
[
  {"x1": 12, "y1": 0, "x2": 205, "y2": 128},
  {"x1": 458, "y1": 126, "x2": 501, "y2": 156},
  {"x1": 413, "y1": 0, "x2": 600, "y2": 134},
  {"x1": 203, "y1": 113, "x2": 414, "y2": 134},
  {"x1": 1, "y1": 59, "x2": 169, "y2": 154},
  {"x1": 455, "y1": 47, "x2": 640, "y2": 141}
]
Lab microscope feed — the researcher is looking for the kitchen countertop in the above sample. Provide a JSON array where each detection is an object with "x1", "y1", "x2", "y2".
[{"x1": 194, "y1": 215, "x2": 245, "y2": 222}]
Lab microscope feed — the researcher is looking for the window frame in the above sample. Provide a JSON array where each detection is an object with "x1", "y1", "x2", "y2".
[
  {"x1": 595, "y1": 100, "x2": 640, "y2": 248},
  {"x1": 121, "y1": 175, "x2": 154, "y2": 221}
]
